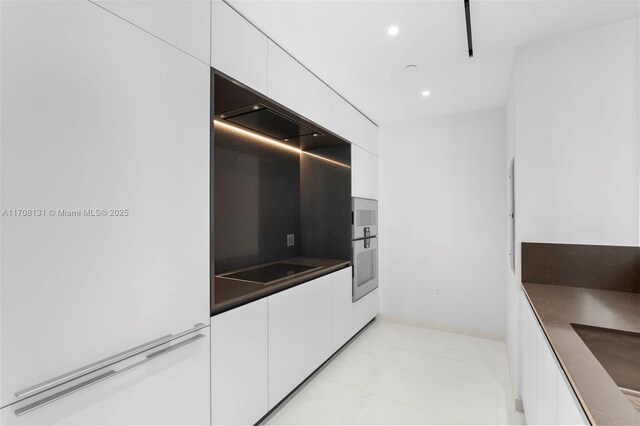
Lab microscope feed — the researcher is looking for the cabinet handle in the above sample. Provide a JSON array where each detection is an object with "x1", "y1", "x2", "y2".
[
  {"x1": 15, "y1": 323, "x2": 206, "y2": 400},
  {"x1": 14, "y1": 332, "x2": 205, "y2": 417}
]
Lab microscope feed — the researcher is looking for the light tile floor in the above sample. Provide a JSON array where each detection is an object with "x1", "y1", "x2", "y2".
[{"x1": 264, "y1": 319, "x2": 526, "y2": 425}]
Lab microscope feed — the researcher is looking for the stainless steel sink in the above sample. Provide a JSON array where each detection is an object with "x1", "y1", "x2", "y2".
[{"x1": 572, "y1": 324, "x2": 640, "y2": 411}]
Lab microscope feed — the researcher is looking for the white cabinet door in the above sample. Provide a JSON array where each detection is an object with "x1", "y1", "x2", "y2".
[
  {"x1": 211, "y1": 299, "x2": 268, "y2": 426},
  {"x1": 91, "y1": 0, "x2": 211, "y2": 63},
  {"x1": 0, "y1": 0, "x2": 209, "y2": 408},
  {"x1": 352, "y1": 144, "x2": 379, "y2": 200},
  {"x1": 211, "y1": 0, "x2": 268, "y2": 94},
  {"x1": 331, "y1": 92, "x2": 378, "y2": 155},
  {"x1": 268, "y1": 275, "x2": 332, "y2": 408},
  {"x1": 331, "y1": 94, "x2": 365, "y2": 146},
  {"x1": 331, "y1": 268, "x2": 379, "y2": 353},
  {"x1": 520, "y1": 291, "x2": 589, "y2": 426},
  {"x1": 267, "y1": 40, "x2": 332, "y2": 130},
  {"x1": 556, "y1": 371, "x2": 589, "y2": 425},
  {"x1": 536, "y1": 331, "x2": 559, "y2": 424},
  {"x1": 331, "y1": 267, "x2": 356, "y2": 352},
  {"x1": 363, "y1": 120, "x2": 379, "y2": 156},
  {"x1": 519, "y1": 293, "x2": 538, "y2": 425},
  {"x1": 330, "y1": 94, "x2": 378, "y2": 155},
  {"x1": 0, "y1": 328, "x2": 211, "y2": 425},
  {"x1": 353, "y1": 288, "x2": 379, "y2": 332}
]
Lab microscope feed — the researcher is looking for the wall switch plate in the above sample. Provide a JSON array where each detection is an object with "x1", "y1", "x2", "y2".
[{"x1": 287, "y1": 234, "x2": 295, "y2": 247}]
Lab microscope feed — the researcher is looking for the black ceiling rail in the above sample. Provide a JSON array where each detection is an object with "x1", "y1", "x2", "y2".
[{"x1": 464, "y1": 0, "x2": 473, "y2": 57}]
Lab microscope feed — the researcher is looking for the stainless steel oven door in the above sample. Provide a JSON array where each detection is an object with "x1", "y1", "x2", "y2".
[
  {"x1": 352, "y1": 197, "x2": 378, "y2": 240},
  {"x1": 353, "y1": 236, "x2": 378, "y2": 302}
]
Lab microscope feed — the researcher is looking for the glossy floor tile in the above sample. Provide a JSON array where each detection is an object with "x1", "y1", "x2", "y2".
[{"x1": 264, "y1": 319, "x2": 525, "y2": 425}]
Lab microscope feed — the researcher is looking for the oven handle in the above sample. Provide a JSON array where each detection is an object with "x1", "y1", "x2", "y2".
[{"x1": 15, "y1": 323, "x2": 206, "y2": 400}]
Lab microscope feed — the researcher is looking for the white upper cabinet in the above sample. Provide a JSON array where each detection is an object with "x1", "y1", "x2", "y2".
[
  {"x1": 211, "y1": 0, "x2": 268, "y2": 94},
  {"x1": 0, "y1": 0, "x2": 209, "y2": 409},
  {"x1": 91, "y1": 0, "x2": 211, "y2": 63},
  {"x1": 331, "y1": 93, "x2": 378, "y2": 155},
  {"x1": 352, "y1": 144, "x2": 379, "y2": 200},
  {"x1": 267, "y1": 40, "x2": 332, "y2": 130}
]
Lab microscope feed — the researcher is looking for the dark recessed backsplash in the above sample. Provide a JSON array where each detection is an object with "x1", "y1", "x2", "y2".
[
  {"x1": 521, "y1": 242, "x2": 640, "y2": 293},
  {"x1": 214, "y1": 124, "x2": 301, "y2": 274},
  {"x1": 300, "y1": 145, "x2": 351, "y2": 260}
]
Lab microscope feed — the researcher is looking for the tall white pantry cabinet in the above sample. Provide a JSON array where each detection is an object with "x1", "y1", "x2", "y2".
[
  {"x1": 1, "y1": 0, "x2": 381, "y2": 424},
  {"x1": 0, "y1": 0, "x2": 211, "y2": 424}
]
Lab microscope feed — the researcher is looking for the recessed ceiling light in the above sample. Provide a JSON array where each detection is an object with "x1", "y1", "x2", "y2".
[
  {"x1": 422, "y1": 90, "x2": 431, "y2": 97},
  {"x1": 405, "y1": 64, "x2": 418, "y2": 71},
  {"x1": 387, "y1": 26, "x2": 399, "y2": 36}
]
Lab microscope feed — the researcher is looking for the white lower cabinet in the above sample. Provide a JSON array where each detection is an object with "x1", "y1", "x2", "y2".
[
  {"x1": 211, "y1": 299, "x2": 268, "y2": 426},
  {"x1": 519, "y1": 291, "x2": 589, "y2": 425},
  {"x1": 209, "y1": 268, "x2": 378, "y2": 419},
  {"x1": 332, "y1": 268, "x2": 356, "y2": 350},
  {"x1": 557, "y1": 370, "x2": 590, "y2": 425},
  {"x1": 0, "y1": 328, "x2": 211, "y2": 426},
  {"x1": 331, "y1": 268, "x2": 379, "y2": 352},
  {"x1": 268, "y1": 274, "x2": 333, "y2": 409}
]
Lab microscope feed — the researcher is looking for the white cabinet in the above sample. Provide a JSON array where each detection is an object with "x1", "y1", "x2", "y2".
[
  {"x1": 91, "y1": 0, "x2": 211, "y2": 63},
  {"x1": 331, "y1": 94, "x2": 378, "y2": 155},
  {"x1": 519, "y1": 294, "x2": 538, "y2": 424},
  {"x1": 519, "y1": 292, "x2": 589, "y2": 425},
  {"x1": 0, "y1": 0, "x2": 209, "y2": 409},
  {"x1": 536, "y1": 330, "x2": 559, "y2": 424},
  {"x1": 211, "y1": 300, "x2": 268, "y2": 426},
  {"x1": 211, "y1": 0, "x2": 268, "y2": 94},
  {"x1": 0, "y1": 328, "x2": 211, "y2": 425},
  {"x1": 557, "y1": 371, "x2": 590, "y2": 425},
  {"x1": 352, "y1": 288, "x2": 380, "y2": 336},
  {"x1": 331, "y1": 268, "x2": 379, "y2": 352},
  {"x1": 332, "y1": 268, "x2": 356, "y2": 350},
  {"x1": 268, "y1": 275, "x2": 333, "y2": 408},
  {"x1": 352, "y1": 144, "x2": 379, "y2": 200},
  {"x1": 267, "y1": 40, "x2": 332, "y2": 130}
]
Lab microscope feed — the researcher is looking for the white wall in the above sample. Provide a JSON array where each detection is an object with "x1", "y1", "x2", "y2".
[
  {"x1": 379, "y1": 108, "x2": 507, "y2": 339},
  {"x1": 505, "y1": 17, "x2": 639, "y2": 403}
]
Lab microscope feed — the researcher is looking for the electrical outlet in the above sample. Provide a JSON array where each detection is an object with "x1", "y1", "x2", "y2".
[
  {"x1": 287, "y1": 234, "x2": 295, "y2": 247},
  {"x1": 435, "y1": 288, "x2": 440, "y2": 298}
]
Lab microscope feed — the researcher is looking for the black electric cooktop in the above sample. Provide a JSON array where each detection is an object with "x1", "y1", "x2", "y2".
[{"x1": 218, "y1": 263, "x2": 321, "y2": 285}]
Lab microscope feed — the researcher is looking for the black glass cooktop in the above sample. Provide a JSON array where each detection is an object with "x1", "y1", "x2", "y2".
[{"x1": 218, "y1": 263, "x2": 321, "y2": 285}]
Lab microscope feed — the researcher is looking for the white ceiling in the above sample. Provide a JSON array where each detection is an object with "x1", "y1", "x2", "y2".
[{"x1": 228, "y1": 0, "x2": 639, "y2": 125}]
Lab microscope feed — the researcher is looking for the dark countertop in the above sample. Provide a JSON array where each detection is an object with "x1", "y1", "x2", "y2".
[
  {"x1": 523, "y1": 283, "x2": 640, "y2": 425},
  {"x1": 211, "y1": 257, "x2": 351, "y2": 316}
]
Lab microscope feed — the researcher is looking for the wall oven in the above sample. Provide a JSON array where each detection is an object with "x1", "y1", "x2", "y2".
[{"x1": 352, "y1": 198, "x2": 378, "y2": 302}]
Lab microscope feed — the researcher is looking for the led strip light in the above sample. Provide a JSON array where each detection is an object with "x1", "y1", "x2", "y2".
[{"x1": 213, "y1": 119, "x2": 351, "y2": 169}]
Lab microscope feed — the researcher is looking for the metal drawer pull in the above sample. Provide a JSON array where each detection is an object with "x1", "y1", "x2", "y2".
[
  {"x1": 15, "y1": 371, "x2": 116, "y2": 417},
  {"x1": 15, "y1": 323, "x2": 206, "y2": 400},
  {"x1": 14, "y1": 332, "x2": 205, "y2": 417},
  {"x1": 146, "y1": 333, "x2": 205, "y2": 359}
]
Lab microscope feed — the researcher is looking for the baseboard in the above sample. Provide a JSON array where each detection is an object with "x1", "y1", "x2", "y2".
[
  {"x1": 515, "y1": 397, "x2": 524, "y2": 413},
  {"x1": 377, "y1": 313, "x2": 505, "y2": 341}
]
